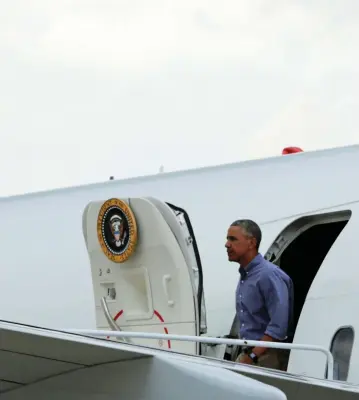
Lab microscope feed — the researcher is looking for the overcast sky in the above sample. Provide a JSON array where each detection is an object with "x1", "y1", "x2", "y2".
[{"x1": 1, "y1": 1, "x2": 359, "y2": 196}]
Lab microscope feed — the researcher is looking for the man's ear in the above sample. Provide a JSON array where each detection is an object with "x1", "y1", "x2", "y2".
[{"x1": 250, "y1": 237, "x2": 257, "y2": 250}]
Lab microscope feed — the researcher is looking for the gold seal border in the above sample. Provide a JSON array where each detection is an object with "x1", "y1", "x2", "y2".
[{"x1": 97, "y1": 198, "x2": 138, "y2": 263}]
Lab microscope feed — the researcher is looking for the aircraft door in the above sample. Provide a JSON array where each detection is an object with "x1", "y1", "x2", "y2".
[
  {"x1": 82, "y1": 197, "x2": 200, "y2": 355},
  {"x1": 147, "y1": 198, "x2": 207, "y2": 336}
]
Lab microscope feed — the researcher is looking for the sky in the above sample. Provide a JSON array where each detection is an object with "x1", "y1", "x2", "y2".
[{"x1": 1, "y1": 0, "x2": 359, "y2": 196}]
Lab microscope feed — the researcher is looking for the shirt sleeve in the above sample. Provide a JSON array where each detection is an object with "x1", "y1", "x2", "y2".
[{"x1": 259, "y1": 269, "x2": 290, "y2": 341}]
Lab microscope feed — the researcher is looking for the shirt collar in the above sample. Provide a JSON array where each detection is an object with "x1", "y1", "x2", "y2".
[{"x1": 238, "y1": 253, "x2": 263, "y2": 279}]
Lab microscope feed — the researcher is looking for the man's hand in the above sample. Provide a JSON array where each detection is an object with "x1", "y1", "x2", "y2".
[
  {"x1": 239, "y1": 354, "x2": 254, "y2": 365},
  {"x1": 251, "y1": 334, "x2": 273, "y2": 358}
]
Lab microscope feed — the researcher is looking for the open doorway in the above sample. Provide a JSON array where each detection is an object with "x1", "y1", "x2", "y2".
[
  {"x1": 266, "y1": 210, "x2": 352, "y2": 340},
  {"x1": 223, "y1": 210, "x2": 351, "y2": 363}
]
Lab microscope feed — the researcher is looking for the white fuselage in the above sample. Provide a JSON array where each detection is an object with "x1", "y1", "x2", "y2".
[{"x1": 1, "y1": 145, "x2": 359, "y2": 383}]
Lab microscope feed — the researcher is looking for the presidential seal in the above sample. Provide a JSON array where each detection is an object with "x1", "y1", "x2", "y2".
[{"x1": 97, "y1": 198, "x2": 138, "y2": 263}]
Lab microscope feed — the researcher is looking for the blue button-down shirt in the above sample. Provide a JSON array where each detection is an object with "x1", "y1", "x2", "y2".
[{"x1": 236, "y1": 253, "x2": 294, "y2": 341}]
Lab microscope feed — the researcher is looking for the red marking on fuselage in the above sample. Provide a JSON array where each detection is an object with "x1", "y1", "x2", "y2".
[{"x1": 106, "y1": 309, "x2": 171, "y2": 348}]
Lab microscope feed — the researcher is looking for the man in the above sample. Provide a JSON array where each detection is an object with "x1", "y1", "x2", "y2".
[{"x1": 225, "y1": 219, "x2": 294, "y2": 371}]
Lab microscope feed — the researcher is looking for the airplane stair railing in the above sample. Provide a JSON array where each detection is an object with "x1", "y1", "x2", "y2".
[
  {"x1": 66, "y1": 329, "x2": 334, "y2": 380},
  {"x1": 100, "y1": 296, "x2": 133, "y2": 344}
]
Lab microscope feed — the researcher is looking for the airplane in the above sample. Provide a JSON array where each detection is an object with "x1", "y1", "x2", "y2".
[{"x1": 1, "y1": 143, "x2": 359, "y2": 398}]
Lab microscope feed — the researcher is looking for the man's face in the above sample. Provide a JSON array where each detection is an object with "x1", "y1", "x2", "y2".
[{"x1": 225, "y1": 226, "x2": 256, "y2": 262}]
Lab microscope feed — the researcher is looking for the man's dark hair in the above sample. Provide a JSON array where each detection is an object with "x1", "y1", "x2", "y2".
[{"x1": 230, "y1": 219, "x2": 262, "y2": 250}]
